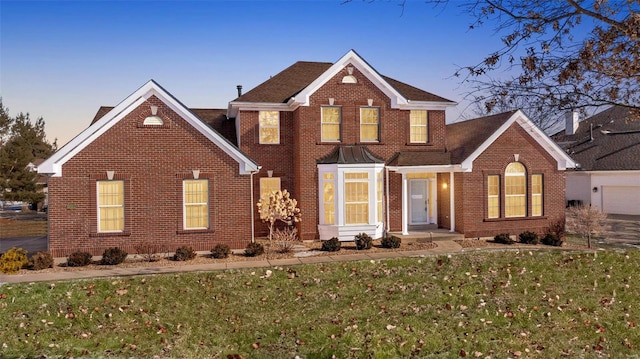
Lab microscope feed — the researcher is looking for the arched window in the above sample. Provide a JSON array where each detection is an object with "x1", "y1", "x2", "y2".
[{"x1": 505, "y1": 162, "x2": 526, "y2": 217}]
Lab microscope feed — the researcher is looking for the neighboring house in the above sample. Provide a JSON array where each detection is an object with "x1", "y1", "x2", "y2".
[
  {"x1": 552, "y1": 106, "x2": 640, "y2": 215},
  {"x1": 39, "y1": 50, "x2": 576, "y2": 256}
]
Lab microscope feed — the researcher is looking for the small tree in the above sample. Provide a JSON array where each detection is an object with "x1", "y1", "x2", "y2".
[
  {"x1": 256, "y1": 189, "x2": 302, "y2": 243},
  {"x1": 566, "y1": 205, "x2": 608, "y2": 249}
]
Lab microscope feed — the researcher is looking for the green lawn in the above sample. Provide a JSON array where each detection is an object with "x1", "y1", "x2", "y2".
[{"x1": 1, "y1": 250, "x2": 639, "y2": 358}]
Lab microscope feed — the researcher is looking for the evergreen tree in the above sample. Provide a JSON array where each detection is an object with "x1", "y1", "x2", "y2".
[{"x1": 0, "y1": 99, "x2": 56, "y2": 206}]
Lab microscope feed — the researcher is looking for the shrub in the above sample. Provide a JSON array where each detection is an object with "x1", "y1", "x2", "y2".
[
  {"x1": 542, "y1": 233, "x2": 564, "y2": 247},
  {"x1": 0, "y1": 247, "x2": 29, "y2": 274},
  {"x1": 381, "y1": 235, "x2": 402, "y2": 249},
  {"x1": 134, "y1": 244, "x2": 167, "y2": 262},
  {"x1": 29, "y1": 251, "x2": 54, "y2": 270},
  {"x1": 244, "y1": 242, "x2": 265, "y2": 257},
  {"x1": 494, "y1": 233, "x2": 515, "y2": 245},
  {"x1": 211, "y1": 244, "x2": 231, "y2": 259},
  {"x1": 271, "y1": 227, "x2": 300, "y2": 253},
  {"x1": 519, "y1": 231, "x2": 539, "y2": 245},
  {"x1": 173, "y1": 246, "x2": 197, "y2": 261},
  {"x1": 354, "y1": 233, "x2": 373, "y2": 250},
  {"x1": 101, "y1": 247, "x2": 128, "y2": 265},
  {"x1": 321, "y1": 237, "x2": 341, "y2": 252},
  {"x1": 67, "y1": 251, "x2": 93, "y2": 267}
]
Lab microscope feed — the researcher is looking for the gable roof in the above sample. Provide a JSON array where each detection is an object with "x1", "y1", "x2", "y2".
[
  {"x1": 38, "y1": 80, "x2": 259, "y2": 177},
  {"x1": 447, "y1": 110, "x2": 577, "y2": 171},
  {"x1": 229, "y1": 50, "x2": 455, "y2": 117},
  {"x1": 552, "y1": 106, "x2": 640, "y2": 171}
]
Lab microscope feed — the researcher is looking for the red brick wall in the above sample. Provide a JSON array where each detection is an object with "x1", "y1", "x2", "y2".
[
  {"x1": 455, "y1": 123, "x2": 566, "y2": 238},
  {"x1": 48, "y1": 96, "x2": 253, "y2": 257},
  {"x1": 238, "y1": 66, "x2": 448, "y2": 239}
]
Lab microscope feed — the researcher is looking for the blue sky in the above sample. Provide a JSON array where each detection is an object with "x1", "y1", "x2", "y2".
[{"x1": 1, "y1": 0, "x2": 503, "y2": 146}]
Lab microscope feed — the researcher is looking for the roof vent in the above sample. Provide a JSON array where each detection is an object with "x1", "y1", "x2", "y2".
[
  {"x1": 237, "y1": 85, "x2": 243, "y2": 97},
  {"x1": 342, "y1": 66, "x2": 357, "y2": 84}
]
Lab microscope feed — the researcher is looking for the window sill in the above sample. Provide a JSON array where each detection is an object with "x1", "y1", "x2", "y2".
[
  {"x1": 90, "y1": 231, "x2": 131, "y2": 237},
  {"x1": 176, "y1": 229, "x2": 215, "y2": 235},
  {"x1": 484, "y1": 216, "x2": 547, "y2": 222},
  {"x1": 405, "y1": 142, "x2": 434, "y2": 146}
]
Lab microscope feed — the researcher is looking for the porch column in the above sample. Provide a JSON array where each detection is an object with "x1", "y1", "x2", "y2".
[
  {"x1": 402, "y1": 173, "x2": 409, "y2": 235},
  {"x1": 449, "y1": 171, "x2": 455, "y2": 232}
]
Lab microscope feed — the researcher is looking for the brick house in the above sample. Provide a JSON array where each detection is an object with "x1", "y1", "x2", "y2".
[{"x1": 39, "y1": 50, "x2": 576, "y2": 256}]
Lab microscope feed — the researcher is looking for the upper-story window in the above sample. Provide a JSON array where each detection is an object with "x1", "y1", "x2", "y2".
[
  {"x1": 321, "y1": 106, "x2": 341, "y2": 142},
  {"x1": 360, "y1": 107, "x2": 379, "y2": 142},
  {"x1": 409, "y1": 110, "x2": 428, "y2": 143},
  {"x1": 259, "y1": 111, "x2": 280, "y2": 144}
]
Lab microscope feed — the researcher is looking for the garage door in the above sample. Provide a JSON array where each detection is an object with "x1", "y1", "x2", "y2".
[{"x1": 602, "y1": 186, "x2": 640, "y2": 215}]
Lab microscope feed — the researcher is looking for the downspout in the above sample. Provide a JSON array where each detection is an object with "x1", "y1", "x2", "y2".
[{"x1": 250, "y1": 166, "x2": 262, "y2": 243}]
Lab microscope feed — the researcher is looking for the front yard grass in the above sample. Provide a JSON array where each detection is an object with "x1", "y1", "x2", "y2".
[
  {"x1": 0, "y1": 212, "x2": 47, "y2": 239},
  {"x1": 1, "y1": 249, "x2": 639, "y2": 358}
]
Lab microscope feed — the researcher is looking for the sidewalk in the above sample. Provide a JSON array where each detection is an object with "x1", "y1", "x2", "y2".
[{"x1": 1, "y1": 240, "x2": 464, "y2": 284}]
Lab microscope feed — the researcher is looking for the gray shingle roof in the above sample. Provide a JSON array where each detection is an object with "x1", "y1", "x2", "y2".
[
  {"x1": 317, "y1": 145, "x2": 384, "y2": 164},
  {"x1": 446, "y1": 111, "x2": 517, "y2": 164},
  {"x1": 235, "y1": 61, "x2": 455, "y2": 104},
  {"x1": 552, "y1": 106, "x2": 640, "y2": 171}
]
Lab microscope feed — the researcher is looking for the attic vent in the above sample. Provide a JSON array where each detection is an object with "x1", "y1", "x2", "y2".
[
  {"x1": 143, "y1": 106, "x2": 164, "y2": 125},
  {"x1": 342, "y1": 66, "x2": 357, "y2": 84}
]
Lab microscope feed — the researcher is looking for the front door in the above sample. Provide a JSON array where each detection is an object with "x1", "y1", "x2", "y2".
[{"x1": 409, "y1": 179, "x2": 429, "y2": 224}]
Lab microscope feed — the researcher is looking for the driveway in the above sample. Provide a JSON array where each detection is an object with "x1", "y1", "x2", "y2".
[
  {"x1": 0, "y1": 236, "x2": 47, "y2": 255},
  {"x1": 600, "y1": 214, "x2": 640, "y2": 246}
]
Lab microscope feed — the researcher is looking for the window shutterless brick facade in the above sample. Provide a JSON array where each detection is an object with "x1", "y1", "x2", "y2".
[{"x1": 46, "y1": 96, "x2": 254, "y2": 257}]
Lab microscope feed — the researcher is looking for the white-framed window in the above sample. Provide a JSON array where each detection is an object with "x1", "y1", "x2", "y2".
[
  {"x1": 487, "y1": 175, "x2": 500, "y2": 219},
  {"x1": 505, "y1": 162, "x2": 526, "y2": 217},
  {"x1": 345, "y1": 172, "x2": 369, "y2": 224},
  {"x1": 321, "y1": 106, "x2": 341, "y2": 142},
  {"x1": 259, "y1": 111, "x2": 280, "y2": 144},
  {"x1": 322, "y1": 173, "x2": 335, "y2": 225},
  {"x1": 183, "y1": 179, "x2": 209, "y2": 229},
  {"x1": 531, "y1": 174, "x2": 543, "y2": 216},
  {"x1": 260, "y1": 177, "x2": 281, "y2": 199},
  {"x1": 318, "y1": 165, "x2": 384, "y2": 227},
  {"x1": 360, "y1": 107, "x2": 379, "y2": 142},
  {"x1": 409, "y1": 110, "x2": 428, "y2": 143},
  {"x1": 97, "y1": 180, "x2": 124, "y2": 232}
]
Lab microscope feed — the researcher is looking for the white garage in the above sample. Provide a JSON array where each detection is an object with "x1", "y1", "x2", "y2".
[{"x1": 602, "y1": 186, "x2": 640, "y2": 215}]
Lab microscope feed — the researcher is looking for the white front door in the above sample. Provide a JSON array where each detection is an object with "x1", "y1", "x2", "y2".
[{"x1": 409, "y1": 179, "x2": 429, "y2": 224}]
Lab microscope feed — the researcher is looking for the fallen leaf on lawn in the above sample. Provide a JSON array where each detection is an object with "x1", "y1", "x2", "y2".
[{"x1": 386, "y1": 325, "x2": 396, "y2": 330}]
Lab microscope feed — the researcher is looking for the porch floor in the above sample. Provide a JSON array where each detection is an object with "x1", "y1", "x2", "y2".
[{"x1": 389, "y1": 227, "x2": 463, "y2": 242}]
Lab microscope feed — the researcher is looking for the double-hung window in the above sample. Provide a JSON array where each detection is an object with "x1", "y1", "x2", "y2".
[
  {"x1": 409, "y1": 110, "x2": 428, "y2": 143},
  {"x1": 322, "y1": 173, "x2": 335, "y2": 225},
  {"x1": 97, "y1": 180, "x2": 124, "y2": 232},
  {"x1": 531, "y1": 174, "x2": 543, "y2": 216},
  {"x1": 360, "y1": 107, "x2": 379, "y2": 142},
  {"x1": 487, "y1": 175, "x2": 500, "y2": 219},
  {"x1": 183, "y1": 179, "x2": 209, "y2": 229},
  {"x1": 345, "y1": 173, "x2": 369, "y2": 224},
  {"x1": 259, "y1": 111, "x2": 280, "y2": 144},
  {"x1": 321, "y1": 106, "x2": 341, "y2": 142},
  {"x1": 260, "y1": 177, "x2": 281, "y2": 199}
]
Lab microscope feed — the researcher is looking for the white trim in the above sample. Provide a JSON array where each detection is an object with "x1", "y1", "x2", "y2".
[
  {"x1": 38, "y1": 80, "x2": 259, "y2": 177},
  {"x1": 401, "y1": 174, "x2": 409, "y2": 235},
  {"x1": 459, "y1": 110, "x2": 577, "y2": 171},
  {"x1": 228, "y1": 102, "x2": 291, "y2": 119},
  {"x1": 227, "y1": 51, "x2": 455, "y2": 140},
  {"x1": 449, "y1": 171, "x2": 455, "y2": 232},
  {"x1": 387, "y1": 164, "x2": 467, "y2": 173}
]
